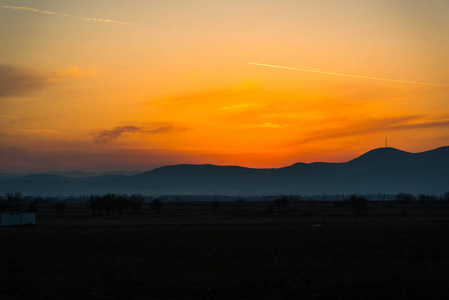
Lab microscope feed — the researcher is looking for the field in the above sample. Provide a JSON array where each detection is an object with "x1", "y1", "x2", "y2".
[{"x1": 2, "y1": 201, "x2": 449, "y2": 299}]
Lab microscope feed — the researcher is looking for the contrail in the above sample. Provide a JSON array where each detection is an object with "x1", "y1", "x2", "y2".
[
  {"x1": 1, "y1": 5, "x2": 129, "y2": 24},
  {"x1": 78, "y1": 17, "x2": 129, "y2": 25},
  {"x1": 0, "y1": 5, "x2": 70, "y2": 17},
  {"x1": 249, "y1": 62, "x2": 449, "y2": 87}
]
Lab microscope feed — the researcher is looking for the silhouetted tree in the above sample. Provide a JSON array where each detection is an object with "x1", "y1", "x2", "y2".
[
  {"x1": 334, "y1": 197, "x2": 348, "y2": 208},
  {"x1": 275, "y1": 196, "x2": 289, "y2": 210},
  {"x1": 349, "y1": 195, "x2": 368, "y2": 215},
  {"x1": 114, "y1": 194, "x2": 129, "y2": 215},
  {"x1": 5, "y1": 191, "x2": 24, "y2": 212},
  {"x1": 444, "y1": 192, "x2": 449, "y2": 203},
  {"x1": 418, "y1": 194, "x2": 438, "y2": 207},
  {"x1": 87, "y1": 195, "x2": 97, "y2": 216},
  {"x1": 87, "y1": 195, "x2": 105, "y2": 216},
  {"x1": 130, "y1": 193, "x2": 144, "y2": 214},
  {"x1": 27, "y1": 197, "x2": 42, "y2": 212},
  {"x1": 103, "y1": 193, "x2": 117, "y2": 216},
  {"x1": 395, "y1": 193, "x2": 416, "y2": 205},
  {"x1": 151, "y1": 197, "x2": 163, "y2": 215},
  {"x1": 0, "y1": 195, "x2": 6, "y2": 211}
]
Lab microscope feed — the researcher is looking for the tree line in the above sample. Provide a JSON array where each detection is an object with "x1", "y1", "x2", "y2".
[
  {"x1": 1, "y1": 191, "x2": 449, "y2": 216},
  {"x1": 0, "y1": 192, "x2": 165, "y2": 215}
]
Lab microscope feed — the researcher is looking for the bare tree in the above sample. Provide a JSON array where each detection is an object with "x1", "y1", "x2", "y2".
[
  {"x1": 275, "y1": 196, "x2": 289, "y2": 210},
  {"x1": 349, "y1": 195, "x2": 368, "y2": 215},
  {"x1": 103, "y1": 193, "x2": 116, "y2": 216},
  {"x1": 130, "y1": 193, "x2": 144, "y2": 214},
  {"x1": 395, "y1": 193, "x2": 416, "y2": 205},
  {"x1": 27, "y1": 197, "x2": 42, "y2": 212},
  {"x1": 5, "y1": 191, "x2": 24, "y2": 212},
  {"x1": 87, "y1": 195, "x2": 106, "y2": 216},
  {"x1": 418, "y1": 194, "x2": 438, "y2": 207},
  {"x1": 114, "y1": 194, "x2": 129, "y2": 215},
  {"x1": 151, "y1": 197, "x2": 163, "y2": 215},
  {"x1": 444, "y1": 192, "x2": 449, "y2": 203}
]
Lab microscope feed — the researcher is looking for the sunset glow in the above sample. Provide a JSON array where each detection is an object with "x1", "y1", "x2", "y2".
[{"x1": 1, "y1": 0, "x2": 449, "y2": 172}]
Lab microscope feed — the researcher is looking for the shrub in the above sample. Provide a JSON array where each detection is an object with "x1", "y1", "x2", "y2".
[
  {"x1": 349, "y1": 195, "x2": 368, "y2": 215},
  {"x1": 5, "y1": 191, "x2": 24, "y2": 212},
  {"x1": 151, "y1": 198, "x2": 163, "y2": 215},
  {"x1": 395, "y1": 193, "x2": 416, "y2": 205},
  {"x1": 130, "y1": 193, "x2": 145, "y2": 214}
]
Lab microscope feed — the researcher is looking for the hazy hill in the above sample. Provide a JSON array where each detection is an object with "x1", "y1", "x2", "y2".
[{"x1": 0, "y1": 146, "x2": 448, "y2": 196}]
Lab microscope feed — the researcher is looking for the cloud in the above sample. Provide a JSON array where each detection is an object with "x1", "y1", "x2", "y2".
[
  {"x1": 394, "y1": 119, "x2": 449, "y2": 130},
  {"x1": 0, "y1": 114, "x2": 21, "y2": 119},
  {"x1": 296, "y1": 116, "x2": 449, "y2": 144},
  {"x1": 15, "y1": 129, "x2": 63, "y2": 134},
  {"x1": 48, "y1": 67, "x2": 98, "y2": 82},
  {"x1": 220, "y1": 104, "x2": 252, "y2": 112},
  {"x1": 0, "y1": 65, "x2": 99, "y2": 97},
  {"x1": 93, "y1": 126, "x2": 141, "y2": 143},
  {"x1": 92, "y1": 124, "x2": 179, "y2": 144},
  {"x1": 148, "y1": 82, "x2": 258, "y2": 106},
  {"x1": 1, "y1": 5, "x2": 129, "y2": 24},
  {"x1": 150, "y1": 89, "x2": 237, "y2": 106},
  {"x1": 245, "y1": 122, "x2": 285, "y2": 129},
  {"x1": 0, "y1": 65, "x2": 48, "y2": 97}
]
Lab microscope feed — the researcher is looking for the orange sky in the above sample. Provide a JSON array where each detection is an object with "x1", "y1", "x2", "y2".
[{"x1": 1, "y1": 0, "x2": 449, "y2": 172}]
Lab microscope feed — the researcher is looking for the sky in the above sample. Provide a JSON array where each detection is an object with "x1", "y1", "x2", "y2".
[{"x1": 1, "y1": 0, "x2": 449, "y2": 172}]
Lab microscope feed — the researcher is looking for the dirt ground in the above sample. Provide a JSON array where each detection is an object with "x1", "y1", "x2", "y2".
[{"x1": 2, "y1": 202, "x2": 449, "y2": 299}]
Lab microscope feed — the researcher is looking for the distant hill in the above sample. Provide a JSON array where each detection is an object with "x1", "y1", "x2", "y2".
[
  {"x1": 0, "y1": 170, "x2": 140, "y2": 179},
  {"x1": 0, "y1": 146, "x2": 448, "y2": 196}
]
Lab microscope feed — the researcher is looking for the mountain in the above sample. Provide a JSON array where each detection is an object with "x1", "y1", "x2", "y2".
[
  {"x1": 0, "y1": 170, "x2": 139, "y2": 179},
  {"x1": 0, "y1": 146, "x2": 448, "y2": 196}
]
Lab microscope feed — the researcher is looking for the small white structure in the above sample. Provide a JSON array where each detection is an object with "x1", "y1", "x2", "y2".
[{"x1": 0, "y1": 213, "x2": 36, "y2": 226}]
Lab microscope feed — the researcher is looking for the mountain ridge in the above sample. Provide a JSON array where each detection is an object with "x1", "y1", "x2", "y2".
[{"x1": 1, "y1": 146, "x2": 448, "y2": 196}]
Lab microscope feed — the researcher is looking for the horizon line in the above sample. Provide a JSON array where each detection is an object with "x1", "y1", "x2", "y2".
[{"x1": 2, "y1": 144, "x2": 448, "y2": 174}]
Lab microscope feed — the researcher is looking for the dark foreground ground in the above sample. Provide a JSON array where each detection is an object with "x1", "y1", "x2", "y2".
[{"x1": 2, "y1": 202, "x2": 449, "y2": 299}]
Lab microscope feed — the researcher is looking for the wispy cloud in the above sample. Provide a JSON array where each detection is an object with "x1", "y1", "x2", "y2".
[
  {"x1": 149, "y1": 89, "x2": 237, "y2": 106},
  {"x1": 148, "y1": 82, "x2": 258, "y2": 106},
  {"x1": 91, "y1": 124, "x2": 180, "y2": 144},
  {"x1": 0, "y1": 115, "x2": 20, "y2": 118},
  {"x1": 296, "y1": 116, "x2": 449, "y2": 144},
  {"x1": 15, "y1": 129, "x2": 63, "y2": 134},
  {"x1": 0, "y1": 65, "x2": 99, "y2": 97},
  {"x1": 1, "y1": 5, "x2": 129, "y2": 24},
  {"x1": 48, "y1": 67, "x2": 98, "y2": 82},
  {"x1": 0, "y1": 65, "x2": 48, "y2": 97},
  {"x1": 393, "y1": 119, "x2": 449, "y2": 131},
  {"x1": 245, "y1": 122, "x2": 285, "y2": 129},
  {"x1": 220, "y1": 104, "x2": 252, "y2": 112},
  {"x1": 93, "y1": 126, "x2": 141, "y2": 143}
]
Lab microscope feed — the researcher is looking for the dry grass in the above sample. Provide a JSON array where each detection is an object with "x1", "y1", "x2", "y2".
[{"x1": 2, "y1": 202, "x2": 449, "y2": 299}]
